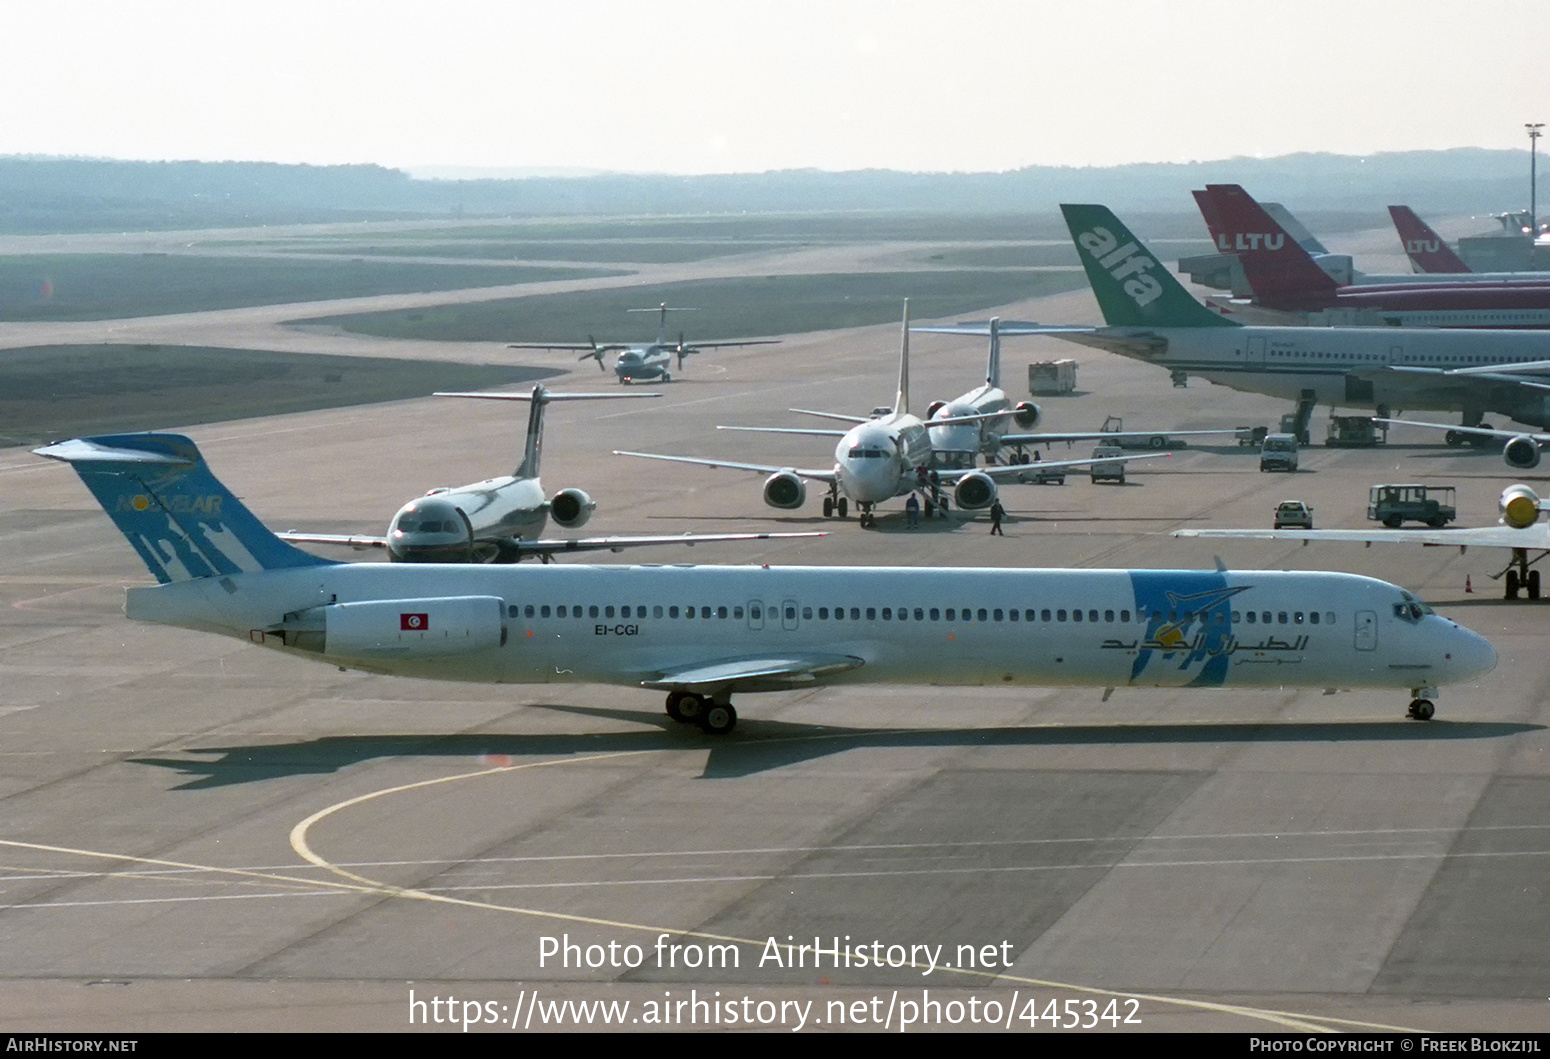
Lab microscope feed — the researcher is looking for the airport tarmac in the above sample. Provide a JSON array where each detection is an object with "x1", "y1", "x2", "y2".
[{"x1": 1, "y1": 257, "x2": 1548, "y2": 1033}]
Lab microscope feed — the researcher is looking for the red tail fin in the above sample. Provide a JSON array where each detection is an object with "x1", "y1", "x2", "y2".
[
  {"x1": 1388, "y1": 206, "x2": 1472, "y2": 274},
  {"x1": 1202, "y1": 184, "x2": 1337, "y2": 305}
]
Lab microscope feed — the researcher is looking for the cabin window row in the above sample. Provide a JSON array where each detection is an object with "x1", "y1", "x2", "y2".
[{"x1": 504, "y1": 603, "x2": 1338, "y2": 626}]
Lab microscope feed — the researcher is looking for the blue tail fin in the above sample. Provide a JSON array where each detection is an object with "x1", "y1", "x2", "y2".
[{"x1": 36, "y1": 434, "x2": 337, "y2": 584}]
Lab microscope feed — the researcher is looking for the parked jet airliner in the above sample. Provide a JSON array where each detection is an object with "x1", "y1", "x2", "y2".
[
  {"x1": 1033, "y1": 204, "x2": 1550, "y2": 430},
  {"x1": 37, "y1": 433, "x2": 1494, "y2": 732},
  {"x1": 619, "y1": 302, "x2": 1167, "y2": 525},
  {"x1": 279, "y1": 385, "x2": 816, "y2": 563}
]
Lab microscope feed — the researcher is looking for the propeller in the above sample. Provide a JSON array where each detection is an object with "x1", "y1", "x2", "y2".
[
  {"x1": 676, "y1": 331, "x2": 689, "y2": 370},
  {"x1": 579, "y1": 335, "x2": 606, "y2": 371}
]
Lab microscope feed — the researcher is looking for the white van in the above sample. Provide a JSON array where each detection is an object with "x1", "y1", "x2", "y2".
[{"x1": 1259, "y1": 433, "x2": 1300, "y2": 472}]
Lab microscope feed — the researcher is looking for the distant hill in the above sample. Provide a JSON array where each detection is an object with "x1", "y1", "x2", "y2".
[{"x1": 0, "y1": 150, "x2": 1539, "y2": 233}]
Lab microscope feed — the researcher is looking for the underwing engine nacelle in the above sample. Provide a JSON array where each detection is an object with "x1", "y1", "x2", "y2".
[
  {"x1": 953, "y1": 471, "x2": 997, "y2": 510},
  {"x1": 1499, "y1": 484, "x2": 1545, "y2": 528},
  {"x1": 1013, "y1": 401, "x2": 1041, "y2": 429},
  {"x1": 549, "y1": 488, "x2": 595, "y2": 529},
  {"x1": 1503, "y1": 436, "x2": 1542, "y2": 471},
  {"x1": 762, "y1": 471, "x2": 807, "y2": 510}
]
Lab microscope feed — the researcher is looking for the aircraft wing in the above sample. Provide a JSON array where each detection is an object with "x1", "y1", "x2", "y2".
[
  {"x1": 681, "y1": 340, "x2": 782, "y2": 351},
  {"x1": 1388, "y1": 364, "x2": 1550, "y2": 391},
  {"x1": 278, "y1": 531, "x2": 387, "y2": 551},
  {"x1": 1376, "y1": 417, "x2": 1550, "y2": 443},
  {"x1": 641, "y1": 652, "x2": 865, "y2": 692},
  {"x1": 615, "y1": 450, "x2": 838, "y2": 483},
  {"x1": 278, "y1": 529, "x2": 826, "y2": 561},
  {"x1": 718, "y1": 426, "x2": 848, "y2": 438},
  {"x1": 1173, "y1": 524, "x2": 1550, "y2": 549},
  {"x1": 1000, "y1": 429, "x2": 1240, "y2": 445},
  {"x1": 913, "y1": 322, "x2": 1167, "y2": 359},
  {"x1": 942, "y1": 452, "x2": 1173, "y2": 482},
  {"x1": 507, "y1": 342, "x2": 630, "y2": 353},
  {"x1": 435, "y1": 390, "x2": 662, "y2": 401}
]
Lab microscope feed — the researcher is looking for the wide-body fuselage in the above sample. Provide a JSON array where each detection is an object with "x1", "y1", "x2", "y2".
[
  {"x1": 124, "y1": 563, "x2": 1493, "y2": 696},
  {"x1": 1070, "y1": 325, "x2": 1550, "y2": 426}
]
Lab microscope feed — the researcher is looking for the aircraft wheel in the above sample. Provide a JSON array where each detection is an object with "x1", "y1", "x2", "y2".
[
  {"x1": 1530, "y1": 570, "x2": 1542, "y2": 600},
  {"x1": 823, "y1": 496, "x2": 834, "y2": 518},
  {"x1": 1149, "y1": 436, "x2": 1166, "y2": 449},
  {"x1": 1506, "y1": 570, "x2": 1521, "y2": 599},
  {"x1": 1408, "y1": 699, "x2": 1435, "y2": 721},
  {"x1": 699, "y1": 701, "x2": 737, "y2": 735},
  {"x1": 665, "y1": 691, "x2": 689, "y2": 722},
  {"x1": 662, "y1": 372, "x2": 671, "y2": 383},
  {"x1": 674, "y1": 692, "x2": 706, "y2": 723},
  {"x1": 837, "y1": 498, "x2": 848, "y2": 519},
  {"x1": 1445, "y1": 431, "x2": 1463, "y2": 447}
]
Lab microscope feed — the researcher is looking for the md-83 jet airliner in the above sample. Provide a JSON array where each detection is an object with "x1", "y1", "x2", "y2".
[{"x1": 37, "y1": 432, "x2": 1496, "y2": 732}]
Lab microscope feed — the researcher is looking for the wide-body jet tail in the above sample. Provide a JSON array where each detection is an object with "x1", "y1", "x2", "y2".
[
  {"x1": 1201, "y1": 184, "x2": 1338, "y2": 304},
  {"x1": 36, "y1": 434, "x2": 337, "y2": 584},
  {"x1": 1060, "y1": 204, "x2": 1238, "y2": 329},
  {"x1": 1389, "y1": 206, "x2": 1472, "y2": 274}
]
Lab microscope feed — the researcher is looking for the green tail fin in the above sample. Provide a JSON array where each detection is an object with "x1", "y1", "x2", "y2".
[{"x1": 1060, "y1": 204, "x2": 1237, "y2": 329}]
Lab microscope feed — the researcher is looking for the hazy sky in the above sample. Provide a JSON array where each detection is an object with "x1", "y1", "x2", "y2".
[{"x1": 5, "y1": 0, "x2": 1545, "y2": 174}]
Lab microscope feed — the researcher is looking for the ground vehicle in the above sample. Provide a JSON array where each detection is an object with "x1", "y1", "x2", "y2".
[
  {"x1": 1326, "y1": 416, "x2": 1383, "y2": 447},
  {"x1": 1259, "y1": 433, "x2": 1300, "y2": 472},
  {"x1": 1028, "y1": 359, "x2": 1077, "y2": 395},
  {"x1": 1090, "y1": 444, "x2": 1126, "y2": 483},
  {"x1": 1019, "y1": 462, "x2": 1066, "y2": 485},
  {"x1": 1098, "y1": 415, "x2": 1178, "y2": 450},
  {"x1": 1367, "y1": 484, "x2": 1457, "y2": 528},
  {"x1": 1273, "y1": 501, "x2": 1314, "y2": 529},
  {"x1": 1236, "y1": 425, "x2": 1269, "y2": 446}
]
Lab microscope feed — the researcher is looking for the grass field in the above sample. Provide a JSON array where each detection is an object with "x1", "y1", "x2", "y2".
[
  {"x1": 0, "y1": 345, "x2": 556, "y2": 447},
  {"x1": 0, "y1": 255, "x2": 618, "y2": 322},
  {"x1": 305, "y1": 269, "x2": 1088, "y2": 343},
  {"x1": 264, "y1": 240, "x2": 796, "y2": 263}
]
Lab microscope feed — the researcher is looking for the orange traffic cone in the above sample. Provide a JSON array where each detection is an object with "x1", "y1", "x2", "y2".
[{"x1": 1466, "y1": 575, "x2": 1473, "y2": 593}]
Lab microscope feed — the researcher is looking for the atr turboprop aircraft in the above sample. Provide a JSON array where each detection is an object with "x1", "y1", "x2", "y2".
[
  {"x1": 37, "y1": 432, "x2": 1496, "y2": 732},
  {"x1": 508, "y1": 303, "x2": 779, "y2": 384},
  {"x1": 1196, "y1": 185, "x2": 1550, "y2": 327},
  {"x1": 1177, "y1": 483, "x2": 1550, "y2": 603},
  {"x1": 1031, "y1": 203, "x2": 1550, "y2": 430},
  {"x1": 279, "y1": 385, "x2": 820, "y2": 563},
  {"x1": 618, "y1": 302, "x2": 1168, "y2": 526}
]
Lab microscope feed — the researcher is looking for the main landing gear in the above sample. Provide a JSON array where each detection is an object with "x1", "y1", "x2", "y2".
[
  {"x1": 665, "y1": 690, "x2": 738, "y2": 734},
  {"x1": 822, "y1": 490, "x2": 849, "y2": 520},
  {"x1": 1499, "y1": 548, "x2": 1543, "y2": 600},
  {"x1": 1407, "y1": 688, "x2": 1437, "y2": 721}
]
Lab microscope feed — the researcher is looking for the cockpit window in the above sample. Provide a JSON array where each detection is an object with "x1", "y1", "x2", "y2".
[
  {"x1": 847, "y1": 447, "x2": 889, "y2": 459},
  {"x1": 1393, "y1": 593, "x2": 1434, "y2": 624}
]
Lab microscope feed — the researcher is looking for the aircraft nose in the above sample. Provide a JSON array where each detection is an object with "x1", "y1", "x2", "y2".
[{"x1": 1441, "y1": 622, "x2": 1497, "y2": 683}]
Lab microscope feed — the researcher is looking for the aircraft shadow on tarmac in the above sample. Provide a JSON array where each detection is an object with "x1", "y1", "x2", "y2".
[{"x1": 130, "y1": 708, "x2": 1542, "y2": 789}]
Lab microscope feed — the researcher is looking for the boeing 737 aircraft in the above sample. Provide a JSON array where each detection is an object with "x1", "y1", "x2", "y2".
[
  {"x1": 279, "y1": 385, "x2": 819, "y2": 562},
  {"x1": 1177, "y1": 483, "x2": 1550, "y2": 603},
  {"x1": 37, "y1": 432, "x2": 1496, "y2": 731},
  {"x1": 508, "y1": 303, "x2": 779, "y2": 383},
  {"x1": 619, "y1": 303, "x2": 1168, "y2": 525},
  {"x1": 1040, "y1": 203, "x2": 1550, "y2": 430}
]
